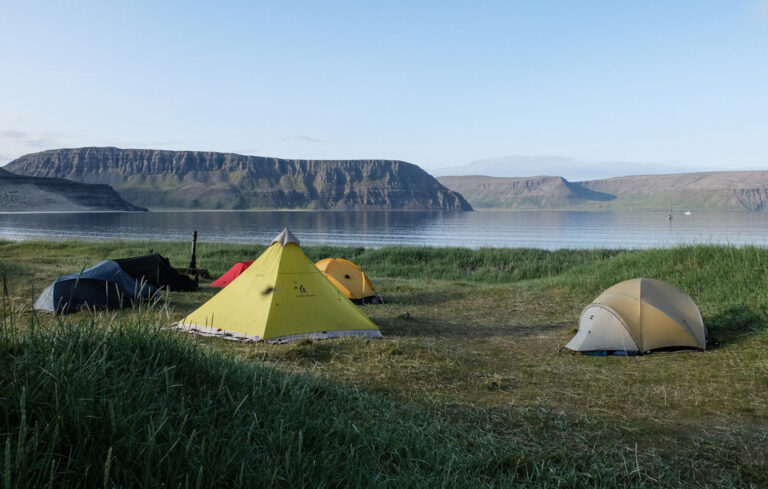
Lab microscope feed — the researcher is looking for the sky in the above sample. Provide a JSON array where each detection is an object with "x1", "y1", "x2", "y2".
[{"x1": 1, "y1": 1, "x2": 767, "y2": 179}]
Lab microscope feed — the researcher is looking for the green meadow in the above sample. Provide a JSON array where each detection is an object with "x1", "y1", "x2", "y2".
[{"x1": 0, "y1": 240, "x2": 766, "y2": 488}]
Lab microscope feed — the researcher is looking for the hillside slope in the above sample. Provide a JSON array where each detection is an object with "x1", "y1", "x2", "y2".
[
  {"x1": 6, "y1": 147, "x2": 472, "y2": 211},
  {"x1": 581, "y1": 171, "x2": 768, "y2": 211},
  {"x1": 438, "y1": 171, "x2": 768, "y2": 211},
  {"x1": 437, "y1": 175, "x2": 615, "y2": 209},
  {"x1": 0, "y1": 167, "x2": 147, "y2": 212}
]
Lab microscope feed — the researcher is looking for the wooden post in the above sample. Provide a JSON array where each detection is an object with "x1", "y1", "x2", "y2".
[
  {"x1": 176, "y1": 231, "x2": 209, "y2": 283},
  {"x1": 189, "y1": 230, "x2": 197, "y2": 269}
]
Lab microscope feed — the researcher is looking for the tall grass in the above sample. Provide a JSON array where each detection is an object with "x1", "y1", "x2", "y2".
[
  {"x1": 1, "y1": 239, "x2": 625, "y2": 283},
  {"x1": 1, "y1": 240, "x2": 767, "y2": 487},
  {"x1": 0, "y1": 306, "x2": 706, "y2": 488},
  {"x1": 532, "y1": 245, "x2": 768, "y2": 337},
  {"x1": 2, "y1": 240, "x2": 767, "y2": 339}
]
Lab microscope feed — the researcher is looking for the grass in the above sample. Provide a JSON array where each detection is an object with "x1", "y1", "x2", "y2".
[{"x1": 0, "y1": 240, "x2": 767, "y2": 487}]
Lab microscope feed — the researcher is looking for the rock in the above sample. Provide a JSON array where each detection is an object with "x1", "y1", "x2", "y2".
[
  {"x1": 6, "y1": 147, "x2": 473, "y2": 211},
  {"x1": 0, "y1": 167, "x2": 146, "y2": 212},
  {"x1": 438, "y1": 171, "x2": 768, "y2": 211}
]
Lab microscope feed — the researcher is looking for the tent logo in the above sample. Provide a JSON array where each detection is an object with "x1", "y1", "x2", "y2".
[{"x1": 294, "y1": 283, "x2": 315, "y2": 297}]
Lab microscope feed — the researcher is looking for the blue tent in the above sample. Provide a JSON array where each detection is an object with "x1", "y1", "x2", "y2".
[{"x1": 34, "y1": 260, "x2": 158, "y2": 314}]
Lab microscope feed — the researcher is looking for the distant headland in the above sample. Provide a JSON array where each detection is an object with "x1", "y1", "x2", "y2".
[
  {"x1": 437, "y1": 172, "x2": 768, "y2": 211},
  {"x1": 4, "y1": 147, "x2": 472, "y2": 212}
]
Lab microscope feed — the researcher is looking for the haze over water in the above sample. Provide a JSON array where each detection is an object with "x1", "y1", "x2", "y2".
[{"x1": 1, "y1": 210, "x2": 766, "y2": 249}]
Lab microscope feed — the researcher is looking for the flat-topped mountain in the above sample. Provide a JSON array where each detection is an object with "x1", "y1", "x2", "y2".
[
  {"x1": 438, "y1": 171, "x2": 768, "y2": 211},
  {"x1": 436, "y1": 175, "x2": 615, "y2": 209},
  {"x1": 0, "y1": 167, "x2": 146, "y2": 212},
  {"x1": 579, "y1": 172, "x2": 768, "y2": 211},
  {"x1": 6, "y1": 147, "x2": 472, "y2": 211}
]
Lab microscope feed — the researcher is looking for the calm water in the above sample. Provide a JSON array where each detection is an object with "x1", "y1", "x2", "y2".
[{"x1": 0, "y1": 210, "x2": 767, "y2": 249}]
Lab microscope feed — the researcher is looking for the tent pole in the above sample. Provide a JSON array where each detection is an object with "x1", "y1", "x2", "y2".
[{"x1": 189, "y1": 230, "x2": 198, "y2": 269}]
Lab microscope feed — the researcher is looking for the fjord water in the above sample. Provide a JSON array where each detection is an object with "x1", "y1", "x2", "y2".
[{"x1": 0, "y1": 210, "x2": 767, "y2": 249}]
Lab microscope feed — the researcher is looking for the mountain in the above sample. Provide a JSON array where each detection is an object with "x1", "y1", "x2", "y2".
[
  {"x1": 0, "y1": 167, "x2": 147, "y2": 212},
  {"x1": 436, "y1": 175, "x2": 615, "y2": 209},
  {"x1": 5, "y1": 147, "x2": 472, "y2": 211},
  {"x1": 437, "y1": 171, "x2": 768, "y2": 211},
  {"x1": 431, "y1": 155, "x2": 701, "y2": 182},
  {"x1": 580, "y1": 172, "x2": 768, "y2": 211}
]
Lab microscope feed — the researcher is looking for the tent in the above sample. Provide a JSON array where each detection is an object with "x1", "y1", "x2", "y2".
[
  {"x1": 565, "y1": 278, "x2": 706, "y2": 353},
  {"x1": 210, "y1": 261, "x2": 254, "y2": 288},
  {"x1": 179, "y1": 228, "x2": 382, "y2": 342},
  {"x1": 315, "y1": 257, "x2": 379, "y2": 303},
  {"x1": 34, "y1": 260, "x2": 158, "y2": 314},
  {"x1": 114, "y1": 253, "x2": 197, "y2": 291}
]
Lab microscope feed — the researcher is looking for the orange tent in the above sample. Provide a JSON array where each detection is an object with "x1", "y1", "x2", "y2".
[
  {"x1": 315, "y1": 258, "x2": 379, "y2": 303},
  {"x1": 210, "y1": 261, "x2": 254, "y2": 288}
]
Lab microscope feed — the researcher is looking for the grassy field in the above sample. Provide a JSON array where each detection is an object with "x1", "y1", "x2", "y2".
[{"x1": 0, "y1": 239, "x2": 766, "y2": 487}]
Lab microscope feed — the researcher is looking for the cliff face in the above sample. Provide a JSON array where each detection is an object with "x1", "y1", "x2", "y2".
[
  {"x1": 6, "y1": 147, "x2": 472, "y2": 211},
  {"x1": 0, "y1": 167, "x2": 147, "y2": 212},
  {"x1": 579, "y1": 172, "x2": 768, "y2": 211},
  {"x1": 436, "y1": 175, "x2": 614, "y2": 209},
  {"x1": 438, "y1": 172, "x2": 768, "y2": 211}
]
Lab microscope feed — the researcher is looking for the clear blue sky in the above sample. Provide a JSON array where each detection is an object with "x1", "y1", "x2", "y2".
[{"x1": 1, "y1": 1, "x2": 767, "y2": 177}]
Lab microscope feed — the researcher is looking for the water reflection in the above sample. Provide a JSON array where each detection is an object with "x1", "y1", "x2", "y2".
[{"x1": 0, "y1": 210, "x2": 766, "y2": 249}]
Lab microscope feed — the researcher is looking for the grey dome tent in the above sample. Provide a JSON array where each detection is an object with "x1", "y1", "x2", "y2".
[
  {"x1": 565, "y1": 278, "x2": 706, "y2": 354},
  {"x1": 114, "y1": 253, "x2": 196, "y2": 291},
  {"x1": 34, "y1": 260, "x2": 158, "y2": 314}
]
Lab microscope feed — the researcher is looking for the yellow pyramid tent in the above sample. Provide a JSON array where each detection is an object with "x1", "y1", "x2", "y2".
[
  {"x1": 315, "y1": 257, "x2": 379, "y2": 303},
  {"x1": 179, "y1": 229, "x2": 382, "y2": 342},
  {"x1": 565, "y1": 278, "x2": 705, "y2": 353}
]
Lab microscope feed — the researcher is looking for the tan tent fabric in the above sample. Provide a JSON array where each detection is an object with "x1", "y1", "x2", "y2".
[
  {"x1": 178, "y1": 228, "x2": 381, "y2": 343},
  {"x1": 566, "y1": 278, "x2": 705, "y2": 353},
  {"x1": 315, "y1": 257, "x2": 377, "y2": 302}
]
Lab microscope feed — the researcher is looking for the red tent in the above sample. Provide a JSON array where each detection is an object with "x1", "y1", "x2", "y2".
[{"x1": 209, "y1": 261, "x2": 254, "y2": 288}]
